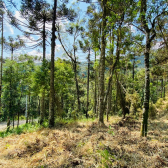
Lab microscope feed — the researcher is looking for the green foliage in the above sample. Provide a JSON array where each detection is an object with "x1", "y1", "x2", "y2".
[
  {"x1": 88, "y1": 109, "x2": 94, "y2": 118},
  {"x1": 155, "y1": 98, "x2": 163, "y2": 108},
  {"x1": 149, "y1": 103, "x2": 157, "y2": 119},
  {"x1": 1, "y1": 54, "x2": 38, "y2": 121},
  {"x1": 41, "y1": 119, "x2": 49, "y2": 128},
  {"x1": 99, "y1": 148, "x2": 116, "y2": 168},
  {"x1": 126, "y1": 91, "x2": 140, "y2": 114},
  {"x1": 107, "y1": 125, "x2": 115, "y2": 136},
  {"x1": 0, "y1": 122, "x2": 41, "y2": 138},
  {"x1": 71, "y1": 110, "x2": 77, "y2": 120}
]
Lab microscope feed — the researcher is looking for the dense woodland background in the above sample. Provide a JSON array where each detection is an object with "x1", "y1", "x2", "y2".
[{"x1": 0, "y1": 0, "x2": 168, "y2": 138}]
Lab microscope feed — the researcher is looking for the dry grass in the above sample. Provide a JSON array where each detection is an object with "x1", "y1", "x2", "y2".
[{"x1": 0, "y1": 114, "x2": 168, "y2": 168}]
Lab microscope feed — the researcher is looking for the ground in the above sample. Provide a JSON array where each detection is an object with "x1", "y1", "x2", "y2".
[
  {"x1": 0, "y1": 96, "x2": 168, "y2": 168},
  {"x1": 0, "y1": 112, "x2": 168, "y2": 168}
]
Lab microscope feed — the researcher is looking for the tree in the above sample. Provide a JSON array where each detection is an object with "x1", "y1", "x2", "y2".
[
  {"x1": 3, "y1": 35, "x2": 24, "y2": 60},
  {"x1": 20, "y1": 0, "x2": 52, "y2": 124},
  {"x1": 54, "y1": 58, "x2": 75, "y2": 118},
  {"x1": 48, "y1": 0, "x2": 57, "y2": 128},
  {"x1": 131, "y1": 0, "x2": 168, "y2": 136},
  {"x1": 79, "y1": 39, "x2": 92, "y2": 118},
  {"x1": 2, "y1": 60, "x2": 20, "y2": 128},
  {"x1": 58, "y1": 17, "x2": 85, "y2": 113},
  {"x1": 0, "y1": 8, "x2": 4, "y2": 114}
]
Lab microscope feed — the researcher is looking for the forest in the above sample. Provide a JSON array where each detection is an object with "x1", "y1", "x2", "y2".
[{"x1": 0, "y1": 0, "x2": 168, "y2": 167}]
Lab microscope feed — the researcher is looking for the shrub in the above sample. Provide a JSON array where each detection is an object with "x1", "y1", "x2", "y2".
[
  {"x1": 155, "y1": 98, "x2": 163, "y2": 108},
  {"x1": 88, "y1": 109, "x2": 95, "y2": 118},
  {"x1": 0, "y1": 122, "x2": 41, "y2": 138},
  {"x1": 71, "y1": 110, "x2": 77, "y2": 120},
  {"x1": 149, "y1": 103, "x2": 157, "y2": 119}
]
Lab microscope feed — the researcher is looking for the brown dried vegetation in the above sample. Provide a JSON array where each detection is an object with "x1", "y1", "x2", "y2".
[{"x1": 0, "y1": 114, "x2": 168, "y2": 167}]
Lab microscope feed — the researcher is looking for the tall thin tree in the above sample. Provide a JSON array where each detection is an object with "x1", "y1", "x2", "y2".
[{"x1": 49, "y1": 0, "x2": 57, "y2": 128}]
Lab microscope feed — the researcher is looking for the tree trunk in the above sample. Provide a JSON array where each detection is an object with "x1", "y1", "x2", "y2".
[
  {"x1": 17, "y1": 86, "x2": 23, "y2": 127},
  {"x1": 8, "y1": 72, "x2": 12, "y2": 129},
  {"x1": 141, "y1": 34, "x2": 150, "y2": 137},
  {"x1": 17, "y1": 110, "x2": 19, "y2": 127},
  {"x1": 40, "y1": 19, "x2": 46, "y2": 125},
  {"x1": 106, "y1": 29, "x2": 114, "y2": 122},
  {"x1": 99, "y1": 0, "x2": 107, "y2": 126},
  {"x1": 11, "y1": 48, "x2": 13, "y2": 60},
  {"x1": 13, "y1": 113, "x2": 14, "y2": 129},
  {"x1": 163, "y1": 79, "x2": 166, "y2": 98},
  {"x1": 0, "y1": 13, "x2": 3, "y2": 114},
  {"x1": 43, "y1": 19, "x2": 46, "y2": 60},
  {"x1": 49, "y1": 0, "x2": 57, "y2": 128},
  {"x1": 106, "y1": 75, "x2": 112, "y2": 122},
  {"x1": 73, "y1": 59, "x2": 81, "y2": 112},
  {"x1": 116, "y1": 74, "x2": 127, "y2": 119},
  {"x1": 115, "y1": 80, "x2": 118, "y2": 114},
  {"x1": 161, "y1": 78, "x2": 163, "y2": 98},
  {"x1": 133, "y1": 55, "x2": 135, "y2": 80},
  {"x1": 26, "y1": 91, "x2": 30, "y2": 124},
  {"x1": 7, "y1": 116, "x2": 10, "y2": 131},
  {"x1": 94, "y1": 51, "x2": 97, "y2": 116},
  {"x1": 86, "y1": 48, "x2": 90, "y2": 118},
  {"x1": 40, "y1": 90, "x2": 45, "y2": 124}
]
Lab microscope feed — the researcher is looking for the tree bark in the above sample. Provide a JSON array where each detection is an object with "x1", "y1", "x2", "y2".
[
  {"x1": 11, "y1": 48, "x2": 13, "y2": 60},
  {"x1": 106, "y1": 29, "x2": 114, "y2": 122},
  {"x1": 17, "y1": 86, "x2": 23, "y2": 127},
  {"x1": 163, "y1": 79, "x2": 166, "y2": 98},
  {"x1": 0, "y1": 13, "x2": 3, "y2": 114},
  {"x1": 99, "y1": 0, "x2": 107, "y2": 126},
  {"x1": 161, "y1": 78, "x2": 163, "y2": 98},
  {"x1": 43, "y1": 19, "x2": 46, "y2": 61},
  {"x1": 49, "y1": 0, "x2": 57, "y2": 127},
  {"x1": 141, "y1": 34, "x2": 150, "y2": 137},
  {"x1": 140, "y1": 0, "x2": 157, "y2": 137},
  {"x1": 94, "y1": 51, "x2": 97, "y2": 116},
  {"x1": 133, "y1": 55, "x2": 135, "y2": 80},
  {"x1": 40, "y1": 90, "x2": 45, "y2": 124},
  {"x1": 86, "y1": 48, "x2": 90, "y2": 118},
  {"x1": 40, "y1": 19, "x2": 46, "y2": 124},
  {"x1": 26, "y1": 91, "x2": 30, "y2": 124},
  {"x1": 73, "y1": 58, "x2": 81, "y2": 112}
]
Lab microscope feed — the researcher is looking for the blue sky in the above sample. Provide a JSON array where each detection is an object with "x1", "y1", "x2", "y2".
[{"x1": 2, "y1": 0, "x2": 93, "y2": 62}]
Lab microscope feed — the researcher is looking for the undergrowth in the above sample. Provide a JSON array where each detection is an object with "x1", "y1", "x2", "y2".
[
  {"x1": 0, "y1": 117, "x2": 96, "y2": 138},
  {"x1": 0, "y1": 122, "x2": 41, "y2": 138},
  {"x1": 0, "y1": 115, "x2": 168, "y2": 168}
]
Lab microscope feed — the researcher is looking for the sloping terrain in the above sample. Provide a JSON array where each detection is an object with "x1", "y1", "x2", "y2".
[{"x1": 0, "y1": 112, "x2": 168, "y2": 168}]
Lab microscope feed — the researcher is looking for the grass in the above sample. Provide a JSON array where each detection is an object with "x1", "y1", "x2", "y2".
[
  {"x1": 0, "y1": 104, "x2": 168, "y2": 167},
  {"x1": 0, "y1": 115, "x2": 168, "y2": 167},
  {"x1": 0, "y1": 117, "x2": 96, "y2": 138},
  {"x1": 0, "y1": 122, "x2": 41, "y2": 138}
]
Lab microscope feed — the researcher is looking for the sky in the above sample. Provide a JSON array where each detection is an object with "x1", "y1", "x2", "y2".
[
  {"x1": 1, "y1": 0, "x2": 162, "y2": 64},
  {"x1": 2, "y1": 0, "x2": 93, "y2": 63}
]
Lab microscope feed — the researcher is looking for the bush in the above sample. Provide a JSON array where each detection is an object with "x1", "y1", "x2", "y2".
[
  {"x1": 71, "y1": 110, "x2": 77, "y2": 120},
  {"x1": 134, "y1": 108, "x2": 143, "y2": 119},
  {"x1": 88, "y1": 109, "x2": 95, "y2": 118},
  {"x1": 0, "y1": 122, "x2": 41, "y2": 138},
  {"x1": 155, "y1": 98, "x2": 163, "y2": 108},
  {"x1": 149, "y1": 103, "x2": 157, "y2": 119}
]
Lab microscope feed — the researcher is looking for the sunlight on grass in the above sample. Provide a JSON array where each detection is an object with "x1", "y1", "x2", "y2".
[{"x1": 0, "y1": 122, "x2": 41, "y2": 138}]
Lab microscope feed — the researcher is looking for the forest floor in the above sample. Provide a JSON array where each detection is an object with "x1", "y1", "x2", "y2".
[{"x1": 0, "y1": 104, "x2": 168, "y2": 167}]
